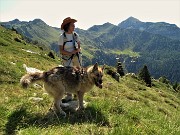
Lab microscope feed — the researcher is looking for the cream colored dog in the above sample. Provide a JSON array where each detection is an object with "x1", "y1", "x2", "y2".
[{"x1": 20, "y1": 63, "x2": 104, "y2": 117}]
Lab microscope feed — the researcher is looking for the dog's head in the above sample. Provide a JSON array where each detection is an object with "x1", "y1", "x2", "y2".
[{"x1": 91, "y1": 63, "x2": 105, "y2": 89}]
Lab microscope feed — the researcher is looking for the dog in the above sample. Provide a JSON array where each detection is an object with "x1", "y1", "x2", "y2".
[{"x1": 20, "y1": 63, "x2": 104, "y2": 117}]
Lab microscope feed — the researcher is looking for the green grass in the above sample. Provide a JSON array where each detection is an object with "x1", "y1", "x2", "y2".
[
  {"x1": 0, "y1": 25, "x2": 180, "y2": 135},
  {"x1": 106, "y1": 48, "x2": 140, "y2": 57},
  {"x1": 1, "y1": 76, "x2": 179, "y2": 135}
]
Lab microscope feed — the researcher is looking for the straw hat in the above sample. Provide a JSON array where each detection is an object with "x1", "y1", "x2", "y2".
[{"x1": 61, "y1": 17, "x2": 77, "y2": 30}]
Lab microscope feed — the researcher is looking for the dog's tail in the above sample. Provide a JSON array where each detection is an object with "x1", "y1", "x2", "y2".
[{"x1": 20, "y1": 72, "x2": 45, "y2": 88}]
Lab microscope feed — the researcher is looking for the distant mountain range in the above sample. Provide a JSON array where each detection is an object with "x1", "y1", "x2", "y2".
[
  {"x1": 118, "y1": 17, "x2": 180, "y2": 41},
  {"x1": 1, "y1": 17, "x2": 180, "y2": 82}
]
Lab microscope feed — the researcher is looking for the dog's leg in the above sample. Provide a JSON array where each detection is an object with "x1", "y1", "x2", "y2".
[
  {"x1": 76, "y1": 91, "x2": 85, "y2": 111},
  {"x1": 53, "y1": 95, "x2": 66, "y2": 117},
  {"x1": 54, "y1": 98, "x2": 66, "y2": 117}
]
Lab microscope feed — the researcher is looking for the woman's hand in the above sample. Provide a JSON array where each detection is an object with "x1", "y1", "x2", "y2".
[
  {"x1": 71, "y1": 48, "x2": 80, "y2": 54},
  {"x1": 76, "y1": 48, "x2": 81, "y2": 53}
]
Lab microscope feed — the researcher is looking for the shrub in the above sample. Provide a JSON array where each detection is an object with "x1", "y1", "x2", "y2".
[
  {"x1": 117, "y1": 61, "x2": 125, "y2": 77},
  {"x1": 138, "y1": 65, "x2": 152, "y2": 87},
  {"x1": 159, "y1": 76, "x2": 170, "y2": 84}
]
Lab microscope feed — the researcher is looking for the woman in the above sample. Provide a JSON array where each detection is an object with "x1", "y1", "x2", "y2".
[
  {"x1": 58, "y1": 17, "x2": 82, "y2": 102},
  {"x1": 59, "y1": 17, "x2": 82, "y2": 68}
]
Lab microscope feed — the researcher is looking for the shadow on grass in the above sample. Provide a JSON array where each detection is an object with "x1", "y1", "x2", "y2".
[{"x1": 4, "y1": 105, "x2": 110, "y2": 135}]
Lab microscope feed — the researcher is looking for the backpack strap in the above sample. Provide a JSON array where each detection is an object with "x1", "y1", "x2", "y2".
[
  {"x1": 63, "y1": 32, "x2": 68, "y2": 50},
  {"x1": 72, "y1": 32, "x2": 78, "y2": 49},
  {"x1": 73, "y1": 32, "x2": 77, "y2": 41}
]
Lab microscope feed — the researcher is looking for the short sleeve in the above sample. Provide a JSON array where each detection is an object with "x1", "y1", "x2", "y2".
[{"x1": 58, "y1": 34, "x2": 64, "y2": 46}]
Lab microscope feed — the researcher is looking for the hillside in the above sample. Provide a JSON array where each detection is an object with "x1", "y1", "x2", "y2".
[
  {"x1": 82, "y1": 24, "x2": 180, "y2": 82},
  {"x1": 1, "y1": 18, "x2": 180, "y2": 82},
  {"x1": 0, "y1": 25, "x2": 60, "y2": 84},
  {"x1": 0, "y1": 19, "x2": 97, "y2": 66},
  {"x1": 0, "y1": 26, "x2": 180, "y2": 135}
]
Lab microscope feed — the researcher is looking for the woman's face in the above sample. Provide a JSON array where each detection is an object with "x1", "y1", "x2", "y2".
[{"x1": 68, "y1": 22, "x2": 75, "y2": 32}]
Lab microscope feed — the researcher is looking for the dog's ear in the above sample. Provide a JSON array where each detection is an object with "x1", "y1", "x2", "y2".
[
  {"x1": 102, "y1": 64, "x2": 105, "y2": 72},
  {"x1": 93, "y1": 62, "x2": 98, "y2": 71}
]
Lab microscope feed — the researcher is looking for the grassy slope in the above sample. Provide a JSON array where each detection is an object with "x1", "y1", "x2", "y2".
[{"x1": 0, "y1": 26, "x2": 180, "y2": 135}]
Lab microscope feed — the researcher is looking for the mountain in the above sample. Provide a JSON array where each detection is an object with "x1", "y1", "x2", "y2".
[
  {"x1": 118, "y1": 17, "x2": 180, "y2": 41},
  {"x1": 1, "y1": 18, "x2": 180, "y2": 82},
  {"x1": 0, "y1": 26, "x2": 179, "y2": 134},
  {"x1": 1, "y1": 19, "x2": 60, "y2": 47},
  {"x1": 86, "y1": 25, "x2": 180, "y2": 82}
]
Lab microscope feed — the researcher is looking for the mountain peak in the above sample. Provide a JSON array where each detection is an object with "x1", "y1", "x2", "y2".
[
  {"x1": 102, "y1": 22, "x2": 114, "y2": 26},
  {"x1": 125, "y1": 17, "x2": 141, "y2": 23},
  {"x1": 31, "y1": 19, "x2": 46, "y2": 24},
  {"x1": 10, "y1": 19, "x2": 20, "y2": 23},
  {"x1": 118, "y1": 17, "x2": 143, "y2": 29}
]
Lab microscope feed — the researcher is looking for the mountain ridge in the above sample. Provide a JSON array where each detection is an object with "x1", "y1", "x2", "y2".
[
  {"x1": 1, "y1": 17, "x2": 180, "y2": 82},
  {"x1": 1, "y1": 18, "x2": 60, "y2": 47},
  {"x1": 118, "y1": 17, "x2": 180, "y2": 41}
]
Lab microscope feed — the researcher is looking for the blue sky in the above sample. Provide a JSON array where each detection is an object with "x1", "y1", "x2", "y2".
[{"x1": 0, "y1": 0, "x2": 180, "y2": 29}]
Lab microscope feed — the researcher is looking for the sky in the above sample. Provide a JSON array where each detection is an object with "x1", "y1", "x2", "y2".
[{"x1": 0, "y1": 0, "x2": 180, "y2": 30}]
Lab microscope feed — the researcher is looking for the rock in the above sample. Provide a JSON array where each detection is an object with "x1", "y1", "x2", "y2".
[
  {"x1": 23, "y1": 64, "x2": 43, "y2": 74},
  {"x1": 29, "y1": 97, "x2": 43, "y2": 102}
]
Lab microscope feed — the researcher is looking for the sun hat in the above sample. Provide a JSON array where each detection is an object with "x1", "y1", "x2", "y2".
[{"x1": 61, "y1": 17, "x2": 77, "y2": 30}]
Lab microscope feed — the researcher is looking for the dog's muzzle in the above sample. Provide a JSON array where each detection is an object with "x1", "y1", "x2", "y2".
[{"x1": 94, "y1": 79, "x2": 103, "y2": 89}]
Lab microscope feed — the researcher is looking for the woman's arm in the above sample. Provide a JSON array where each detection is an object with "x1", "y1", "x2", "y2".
[{"x1": 77, "y1": 41, "x2": 81, "y2": 49}]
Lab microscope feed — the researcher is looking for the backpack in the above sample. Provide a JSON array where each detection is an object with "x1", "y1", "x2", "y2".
[{"x1": 62, "y1": 32, "x2": 78, "y2": 50}]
